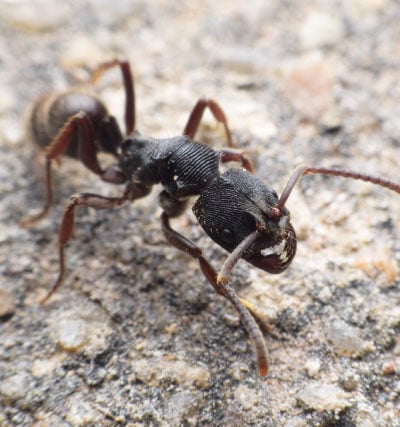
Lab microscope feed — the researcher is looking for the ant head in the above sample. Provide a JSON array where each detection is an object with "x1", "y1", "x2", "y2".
[{"x1": 193, "y1": 169, "x2": 296, "y2": 273}]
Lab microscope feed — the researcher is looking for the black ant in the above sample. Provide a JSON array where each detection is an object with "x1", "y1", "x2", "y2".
[{"x1": 25, "y1": 60, "x2": 400, "y2": 377}]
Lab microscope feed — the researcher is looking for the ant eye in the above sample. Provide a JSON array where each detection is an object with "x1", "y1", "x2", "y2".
[{"x1": 221, "y1": 228, "x2": 234, "y2": 243}]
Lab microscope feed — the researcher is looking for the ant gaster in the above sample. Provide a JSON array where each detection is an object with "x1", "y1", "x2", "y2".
[
  {"x1": 26, "y1": 60, "x2": 400, "y2": 377},
  {"x1": 22, "y1": 60, "x2": 136, "y2": 225}
]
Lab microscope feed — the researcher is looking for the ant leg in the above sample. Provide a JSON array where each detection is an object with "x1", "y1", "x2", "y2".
[
  {"x1": 20, "y1": 159, "x2": 54, "y2": 226},
  {"x1": 40, "y1": 181, "x2": 151, "y2": 304},
  {"x1": 21, "y1": 112, "x2": 103, "y2": 226},
  {"x1": 158, "y1": 195, "x2": 268, "y2": 330},
  {"x1": 216, "y1": 223, "x2": 273, "y2": 333},
  {"x1": 183, "y1": 98, "x2": 234, "y2": 147},
  {"x1": 161, "y1": 212, "x2": 269, "y2": 376},
  {"x1": 183, "y1": 99, "x2": 253, "y2": 171},
  {"x1": 220, "y1": 148, "x2": 254, "y2": 173},
  {"x1": 91, "y1": 60, "x2": 135, "y2": 135}
]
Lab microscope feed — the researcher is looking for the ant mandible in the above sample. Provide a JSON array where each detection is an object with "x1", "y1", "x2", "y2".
[{"x1": 25, "y1": 60, "x2": 400, "y2": 377}]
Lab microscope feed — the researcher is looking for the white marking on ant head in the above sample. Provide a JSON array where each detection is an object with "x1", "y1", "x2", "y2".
[{"x1": 278, "y1": 214, "x2": 289, "y2": 231}]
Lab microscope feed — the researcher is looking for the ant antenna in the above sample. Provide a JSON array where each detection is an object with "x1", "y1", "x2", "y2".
[
  {"x1": 277, "y1": 164, "x2": 400, "y2": 210},
  {"x1": 216, "y1": 227, "x2": 269, "y2": 376}
]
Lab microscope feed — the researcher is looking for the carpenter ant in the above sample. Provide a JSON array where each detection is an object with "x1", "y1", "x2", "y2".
[
  {"x1": 27, "y1": 60, "x2": 400, "y2": 377},
  {"x1": 22, "y1": 59, "x2": 234, "y2": 225}
]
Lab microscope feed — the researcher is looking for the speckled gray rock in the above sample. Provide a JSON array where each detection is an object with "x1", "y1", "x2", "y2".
[{"x1": 0, "y1": 1, "x2": 399, "y2": 426}]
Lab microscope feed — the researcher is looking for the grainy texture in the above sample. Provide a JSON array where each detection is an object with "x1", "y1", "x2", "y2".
[{"x1": 1, "y1": 1, "x2": 400, "y2": 426}]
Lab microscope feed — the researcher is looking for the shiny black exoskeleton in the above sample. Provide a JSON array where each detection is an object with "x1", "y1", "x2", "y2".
[
  {"x1": 119, "y1": 133, "x2": 296, "y2": 275},
  {"x1": 32, "y1": 60, "x2": 400, "y2": 377},
  {"x1": 119, "y1": 134, "x2": 220, "y2": 197}
]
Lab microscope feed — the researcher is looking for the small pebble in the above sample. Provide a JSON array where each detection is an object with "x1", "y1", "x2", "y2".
[
  {"x1": 49, "y1": 304, "x2": 112, "y2": 355},
  {"x1": 341, "y1": 372, "x2": 360, "y2": 391},
  {"x1": 326, "y1": 319, "x2": 366, "y2": 356},
  {"x1": 317, "y1": 286, "x2": 333, "y2": 302},
  {"x1": 0, "y1": 372, "x2": 31, "y2": 403},
  {"x1": 382, "y1": 361, "x2": 396, "y2": 376},
  {"x1": 54, "y1": 319, "x2": 88, "y2": 352},
  {"x1": 304, "y1": 358, "x2": 321, "y2": 378},
  {"x1": 297, "y1": 382, "x2": 350, "y2": 411},
  {"x1": 318, "y1": 110, "x2": 343, "y2": 134},
  {"x1": 0, "y1": 288, "x2": 16, "y2": 319}
]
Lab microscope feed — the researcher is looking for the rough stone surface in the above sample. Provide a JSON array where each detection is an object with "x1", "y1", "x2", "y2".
[{"x1": 1, "y1": 1, "x2": 399, "y2": 426}]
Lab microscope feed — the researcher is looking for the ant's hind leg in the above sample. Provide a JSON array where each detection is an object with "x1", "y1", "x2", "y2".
[{"x1": 21, "y1": 112, "x2": 101, "y2": 226}]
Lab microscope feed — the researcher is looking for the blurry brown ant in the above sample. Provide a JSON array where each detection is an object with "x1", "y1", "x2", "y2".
[{"x1": 24, "y1": 60, "x2": 400, "y2": 377}]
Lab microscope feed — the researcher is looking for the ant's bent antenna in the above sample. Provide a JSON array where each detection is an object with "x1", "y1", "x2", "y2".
[{"x1": 277, "y1": 164, "x2": 400, "y2": 210}]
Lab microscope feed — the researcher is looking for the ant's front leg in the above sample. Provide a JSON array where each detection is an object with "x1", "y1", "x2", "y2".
[
  {"x1": 160, "y1": 205, "x2": 269, "y2": 376},
  {"x1": 40, "y1": 181, "x2": 151, "y2": 304},
  {"x1": 183, "y1": 98, "x2": 234, "y2": 147}
]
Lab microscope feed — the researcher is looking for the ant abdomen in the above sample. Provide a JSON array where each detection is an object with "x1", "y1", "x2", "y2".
[{"x1": 28, "y1": 91, "x2": 108, "y2": 158}]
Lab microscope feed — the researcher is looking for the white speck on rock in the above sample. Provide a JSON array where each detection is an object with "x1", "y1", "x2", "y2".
[{"x1": 304, "y1": 358, "x2": 321, "y2": 378}]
